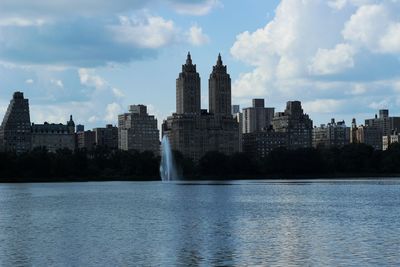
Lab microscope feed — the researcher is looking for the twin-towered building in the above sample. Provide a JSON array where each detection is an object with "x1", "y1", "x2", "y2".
[{"x1": 162, "y1": 53, "x2": 239, "y2": 160}]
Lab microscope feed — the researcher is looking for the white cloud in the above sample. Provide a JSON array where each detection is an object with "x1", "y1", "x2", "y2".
[
  {"x1": 303, "y1": 99, "x2": 344, "y2": 113},
  {"x1": 230, "y1": 0, "x2": 400, "y2": 125},
  {"x1": 342, "y1": 3, "x2": 400, "y2": 53},
  {"x1": 171, "y1": 0, "x2": 221, "y2": 16},
  {"x1": 104, "y1": 102, "x2": 122, "y2": 123},
  {"x1": 112, "y1": 87, "x2": 125, "y2": 98},
  {"x1": 187, "y1": 25, "x2": 209, "y2": 46},
  {"x1": 0, "y1": 17, "x2": 47, "y2": 27},
  {"x1": 78, "y1": 68, "x2": 106, "y2": 89},
  {"x1": 369, "y1": 99, "x2": 390, "y2": 110},
  {"x1": 309, "y1": 43, "x2": 356, "y2": 75},
  {"x1": 25, "y1": 79, "x2": 34, "y2": 84},
  {"x1": 110, "y1": 15, "x2": 178, "y2": 49},
  {"x1": 50, "y1": 79, "x2": 64, "y2": 88}
]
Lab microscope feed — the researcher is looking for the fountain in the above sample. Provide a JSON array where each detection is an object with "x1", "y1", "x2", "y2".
[{"x1": 160, "y1": 136, "x2": 178, "y2": 181}]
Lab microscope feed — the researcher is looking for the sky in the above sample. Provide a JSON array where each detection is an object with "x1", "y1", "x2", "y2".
[{"x1": 1, "y1": 0, "x2": 400, "y2": 129}]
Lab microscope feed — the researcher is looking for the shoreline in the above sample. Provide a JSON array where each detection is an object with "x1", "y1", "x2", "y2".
[{"x1": 1, "y1": 173, "x2": 400, "y2": 183}]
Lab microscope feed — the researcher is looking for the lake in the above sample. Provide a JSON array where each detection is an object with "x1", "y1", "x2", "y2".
[{"x1": 1, "y1": 180, "x2": 400, "y2": 266}]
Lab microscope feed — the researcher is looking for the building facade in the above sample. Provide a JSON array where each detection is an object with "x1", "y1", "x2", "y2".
[
  {"x1": 76, "y1": 130, "x2": 96, "y2": 150},
  {"x1": 312, "y1": 119, "x2": 350, "y2": 148},
  {"x1": 354, "y1": 126, "x2": 382, "y2": 150},
  {"x1": 242, "y1": 130, "x2": 288, "y2": 158},
  {"x1": 242, "y1": 99, "x2": 275, "y2": 134},
  {"x1": 31, "y1": 116, "x2": 75, "y2": 152},
  {"x1": 365, "y1": 110, "x2": 400, "y2": 136},
  {"x1": 118, "y1": 105, "x2": 160, "y2": 154},
  {"x1": 93, "y1": 124, "x2": 118, "y2": 149},
  {"x1": 162, "y1": 53, "x2": 239, "y2": 161},
  {"x1": 272, "y1": 101, "x2": 313, "y2": 149},
  {"x1": 382, "y1": 132, "x2": 400, "y2": 150},
  {"x1": 0, "y1": 92, "x2": 31, "y2": 153}
]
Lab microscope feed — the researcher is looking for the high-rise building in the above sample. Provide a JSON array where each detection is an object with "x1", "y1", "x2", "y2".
[
  {"x1": 242, "y1": 99, "x2": 275, "y2": 134},
  {"x1": 76, "y1": 130, "x2": 96, "y2": 150},
  {"x1": 209, "y1": 54, "x2": 231, "y2": 116},
  {"x1": 176, "y1": 52, "x2": 201, "y2": 115},
  {"x1": 312, "y1": 119, "x2": 350, "y2": 148},
  {"x1": 162, "y1": 53, "x2": 239, "y2": 161},
  {"x1": 31, "y1": 116, "x2": 76, "y2": 152},
  {"x1": 0, "y1": 92, "x2": 31, "y2": 153},
  {"x1": 118, "y1": 105, "x2": 160, "y2": 154},
  {"x1": 272, "y1": 101, "x2": 313, "y2": 149},
  {"x1": 93, "y1": 124, "x2": 118, "y2": 149},
  {"x1": 365, "y1": 109, "x2": 400, "y2": 136}
]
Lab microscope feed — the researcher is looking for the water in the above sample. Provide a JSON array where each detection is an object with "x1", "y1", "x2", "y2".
[
  {"x1": 160, "y1": 136, "x2": 179, "y2": 181},
  {"x1": 1, "y1": 180, "x2": 400, "y2": 266}
]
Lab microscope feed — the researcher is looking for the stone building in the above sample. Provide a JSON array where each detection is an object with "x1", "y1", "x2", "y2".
[
  {"x1": 0, "y1": 92, "x2": 31, "y2": 153},
  {"x1": 118, "y1": 105, "x2": 160, "y2": 154},
  {"x1": 93, "y1": 124, "x2": 118, "y2": 149},
  {"x1": 312, "y1": 119, "x2": 350, "y2": 149},
  {"x1": 272, "y1": 101, "x2": 313, "y2": 149},
  {"x1": 242, "y1": 99, "x2": 275, "y2": 134},
  {"x1": 76, "y1": 130, "x2": 96, "y2": 150},
  {"x1": 162, "y1": 53, "x2": 239, "y2": 161},
  {"x1": 242, "y1": 130, "x2": 288, "y2": 158},
  {"x1": 31, "y1": 115, "x2": 75, "y2": 152}
]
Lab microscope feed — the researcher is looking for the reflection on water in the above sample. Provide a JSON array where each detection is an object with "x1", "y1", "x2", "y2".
[{"x1": 1, "y1": 180, "x2": 400, "y2": 266}]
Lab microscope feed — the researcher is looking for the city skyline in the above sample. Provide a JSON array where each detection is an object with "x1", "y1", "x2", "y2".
[{"x1": 1, "y1": 0, "x2": 400, "y2": 129}]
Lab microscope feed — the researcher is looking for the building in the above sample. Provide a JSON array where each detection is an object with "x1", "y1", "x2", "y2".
[
  {"x1": 31, "y1": 116, "x2": 75, "y2": 152},
  {"x1": 242, "y1": 130, "x2": 287, "y2": 158},
  {"x1": 232, "y1": 105, "x2": 240, "y2": 115},
  {"x1": 76, "y1": 130, "x2": 96, "y2": 150},
  {"x1": 242, "y1": 99, "x2": 275, "y2": 134},
  {"x1": 162, "y1": 53, "x2": 239, "y2": 161},
  {"x1": 272, "y1": 101, "x2": 313, "y2": 149},
  {"x1": 93, "y1": 124, "x2": 118, "y2": 149},
  {"x1": 76, "y1": 124, "x2": 84, "y2": 133},
  {"x1": 312, "y1": 119, "x2": 350, "y2": 149},
  {"x1": 354, "y1": 125, "x2": 382, "y2": 150},
  {"x1": 0, "y1": 92, "x2": 31, "y2": 153},
  {"x1": 365, "y1": 110, "x2": 400, "y2": 136},
  {"x1": 383, "y1": 132, "x2": 400, "y2": 150},
  {"x1": 118, "y1": 105, "x2": 160, "y2": 154}
]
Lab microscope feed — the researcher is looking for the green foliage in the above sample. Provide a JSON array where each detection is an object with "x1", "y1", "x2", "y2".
[{"x1": 1, "y1": 142, "x2": 400, "y2": 182}]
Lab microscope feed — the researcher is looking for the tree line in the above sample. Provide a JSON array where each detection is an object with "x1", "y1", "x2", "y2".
[{"x1": 1, "y1": 143, "x2": 400, "y2": 182}]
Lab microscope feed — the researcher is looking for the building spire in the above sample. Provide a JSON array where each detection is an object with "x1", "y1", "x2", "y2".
[
  {"x1": 186, "y1": 51, "x2": 192, "y2": 65},
  {"x1": 217, "y1": 53, "x2": 222, "y2": 66}
]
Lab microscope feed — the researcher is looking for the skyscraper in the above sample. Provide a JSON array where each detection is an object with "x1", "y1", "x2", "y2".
[
  {"x1": 0, "y1": 92, "x2": 31, "y2": 153},
  {"x1": 176, "y1": 52, "x2": 201, "y2": 115},
  {"x1": 163, "y1": 53, "x2": 239, "y2": 161},
  {"x1": 209, "y1": 54, "x2": 231, "y2": 116}
]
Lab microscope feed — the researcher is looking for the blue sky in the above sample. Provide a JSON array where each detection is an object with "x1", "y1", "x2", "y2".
[{"x1": 1, "y1": 0, "x2": 400, "y2": 129}]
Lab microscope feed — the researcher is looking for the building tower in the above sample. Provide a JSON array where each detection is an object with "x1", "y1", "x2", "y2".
[
  {"x1": 0, "y1": 92, "x2": 31, "y2": 153},
  {"x1": 176, "y1": 52, "x2": 201, "y2": 115},
  {"x1": 67, "y1": 115, "x2": 75, "y2": 134},
  {"x1": 209, "y1": 53, "x2": 231, "y2": 116}
]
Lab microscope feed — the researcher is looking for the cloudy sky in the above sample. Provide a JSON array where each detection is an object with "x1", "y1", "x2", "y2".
[{"x1": 1, "y1": 0, "x2": 400, "y2": 128}]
